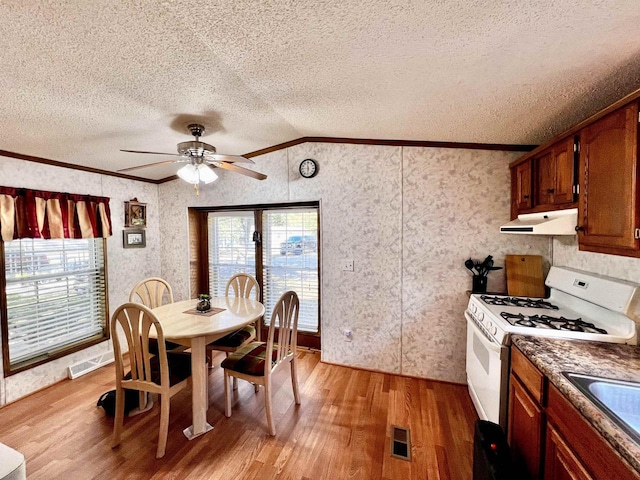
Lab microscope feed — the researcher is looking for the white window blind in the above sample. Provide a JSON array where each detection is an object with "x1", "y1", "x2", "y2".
[
  {"x1": 263, "y1": 209, "x2": 318, "y2": 333},
  {"x1": 4, "y1": 238, "x2": 107, "y2": 366},
  {"x1": 207, "y1": 212, "x2": 256, "y2": 297}
]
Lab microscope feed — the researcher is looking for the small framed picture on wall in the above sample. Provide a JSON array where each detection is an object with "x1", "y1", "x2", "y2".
[
  {"x1": 124, "y1": 199, "x2": 147, "y2": 227},
  {"x1": 123, "y1": 229, "x2": 146, "y2": 248}
]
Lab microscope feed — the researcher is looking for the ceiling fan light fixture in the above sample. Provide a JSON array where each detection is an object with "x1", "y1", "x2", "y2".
[
  {"x1": 198, "y1": 164, "x2": 218, "y2": 184},
  {"x1": 177, "y1": 163, "x2": 218, "y2": 185},
  {"x1": 177, "y1": 164, "x2": 199, "y2": 184}
]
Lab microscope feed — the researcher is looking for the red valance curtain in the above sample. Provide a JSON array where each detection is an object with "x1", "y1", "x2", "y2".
[{"x1": 0, "y1": 186, "x2": 112, "y2": 242}]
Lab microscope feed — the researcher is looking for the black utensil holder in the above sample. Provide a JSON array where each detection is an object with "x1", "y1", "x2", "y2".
[{"x1": 472, "y1": 276, "x2": 488, "y2": 294}]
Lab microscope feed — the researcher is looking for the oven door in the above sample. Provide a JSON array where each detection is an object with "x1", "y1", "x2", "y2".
[{"x1": 465, "y1": 311, "x2": 510, "y2": 429}]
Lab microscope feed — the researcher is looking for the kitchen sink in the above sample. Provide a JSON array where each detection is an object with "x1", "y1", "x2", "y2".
[{"x1": 563, "y1": 372, "x2": 640, "y2": 445}]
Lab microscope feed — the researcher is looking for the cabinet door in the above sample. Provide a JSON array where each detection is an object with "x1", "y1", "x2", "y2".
[
  {"x1": 508, "y1": 374, "x2": 544, "y2": 479},
  {"x1": 544, "y1": 423, "x2": 594, "y2": 480},
  {"x1": 579, "y1": 103, "x2": 639, "y2": 253},
  {"x1": 513, "y1": 159, "x2": 533, "y2": 214},
  {"x1": 535, "y1": 138, "x2": 576, "y2": 207},
  {"x1": 536, "y1": 150, "x2": 555, "y2": 206},
  {"x1": 552, "y1": 137, "x2": 576, "y2": 205}
]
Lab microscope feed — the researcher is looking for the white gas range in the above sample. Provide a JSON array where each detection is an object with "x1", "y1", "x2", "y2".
[{"x1": 465, "y1": 266, "x2": 640, "y2": 429}]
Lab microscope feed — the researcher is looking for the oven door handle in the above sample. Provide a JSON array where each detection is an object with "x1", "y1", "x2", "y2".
[{"x1": 465, "y1": 311, "x2": 504, "y2": 355}]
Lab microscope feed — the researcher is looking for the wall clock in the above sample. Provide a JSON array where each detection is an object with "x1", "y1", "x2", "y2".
[{"x1": 299, "y1": 158, "x2": 319, "y2": 178}]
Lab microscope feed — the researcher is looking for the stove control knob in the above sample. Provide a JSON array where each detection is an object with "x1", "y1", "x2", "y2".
[
  {"x1": 477, "y1": 312, "x2": 484, "y2": 322},
  {"x1": 470, "y1": 304, "x2": 477, "y2": 313},
  {"x1": 487, "y1": 320, "x2": 493, "y2": 329},
  {"x1": 491, "y1": 326, "x2": 498, "y2": 335}
]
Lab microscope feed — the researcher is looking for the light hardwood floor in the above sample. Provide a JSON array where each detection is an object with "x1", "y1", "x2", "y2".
[{"x1": 0, "y1": 349, "x2": 478, "y2": 479}]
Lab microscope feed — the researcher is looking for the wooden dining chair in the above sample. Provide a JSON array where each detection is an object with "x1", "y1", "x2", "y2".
[
  {"x1": 221, "y1": 290, "x2": 301, "y2": 436},
  {"x1": 129, "y1": 277, "x2": 174, "y2": 308},
  {"x1": 110, "y1": 302, "x2": 194, "y2": 458},
  {"x1": 129, "y1": 277, "x2": 182, "y2": 353},
  {"x1": 206, "y1": 274, "x2": 260, "y2": 382}
]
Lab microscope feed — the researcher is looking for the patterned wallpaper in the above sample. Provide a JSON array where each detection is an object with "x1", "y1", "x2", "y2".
[
  {"x1": 3, "y1": 143, "x2": 637, "y2": 402},
  {"x1": 0, "y1": 157, "x2": 161, "y2": 404},
  {"x1": 401, "y1": 147, "x2": 550, "y2": 381},
  {"x1": 158, "y1": 143, "x2": 551, "y2": 383},
  {"x1": 553, "y1": 236, "x2": 640, "y2": 284}
]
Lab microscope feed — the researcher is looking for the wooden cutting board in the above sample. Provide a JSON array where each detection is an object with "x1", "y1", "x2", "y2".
[{"x1": 505, "y1": 255, "x2": 546, "y2": 297}]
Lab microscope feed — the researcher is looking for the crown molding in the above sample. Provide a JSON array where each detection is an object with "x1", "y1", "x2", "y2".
[
  {"x1": 0, "y1": 149, "x2": 161, "y2": 184},
  {"x1": 1, "y1": 137, "x2": 537, "y2": 185},
  {"x1": 157, "y1": 136, "x2": 537, "y2": 183}
]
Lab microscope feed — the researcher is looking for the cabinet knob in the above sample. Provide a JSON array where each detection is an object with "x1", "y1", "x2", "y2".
[
  {"x1": 523, "y1": 195, "x2": 529, "y2": 199},
  {"x1": 547, "y1": 189, "x2": 555, "y2": 194},
  {"x1": 575, "y1": 226, "x2": 585, "y2": 232}
]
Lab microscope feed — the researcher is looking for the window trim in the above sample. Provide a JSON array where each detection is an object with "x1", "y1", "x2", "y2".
[
  {"x1": 0, "y1": 238, "x2": 110, "y2": 377},
  {"x1": 189, "y1": 201, "x2": 321, "y2": 350}
]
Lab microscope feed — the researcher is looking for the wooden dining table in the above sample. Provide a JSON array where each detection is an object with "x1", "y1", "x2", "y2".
[{"x1": 152, "y1": 296, "x2": 265, "y2": 439}]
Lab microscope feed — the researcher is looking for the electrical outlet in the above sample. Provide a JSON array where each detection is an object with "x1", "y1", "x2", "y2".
[
  {"x1": 342, "y1": 259, "x2": 354, "y2": 271},
  {"x1": 343, "y1": 329, "x2": 353, "y2": 342}
]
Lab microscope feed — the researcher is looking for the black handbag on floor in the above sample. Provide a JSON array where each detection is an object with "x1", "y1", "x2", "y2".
[{"x1": 97, "y1": 389, "x2": 140, "y2": 417}]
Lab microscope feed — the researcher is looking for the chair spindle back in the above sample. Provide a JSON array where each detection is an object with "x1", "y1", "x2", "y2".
[
  {"x1": 266, "y1": 290, "x2": 299, "y2": 370},
  {"x1": 111, "y1": 303, "x2": 169, "y2": 389},
  {"x1": 129, "y1": 277, "x2": 174, "y2": 309},
  {"x1": 225, "y1": 273, "x2": 260, "y2": 301}
]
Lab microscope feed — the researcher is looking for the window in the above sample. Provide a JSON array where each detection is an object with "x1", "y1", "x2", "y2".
[{"x1": 2, "y1": 238, "x2": 108, "y2": 374}]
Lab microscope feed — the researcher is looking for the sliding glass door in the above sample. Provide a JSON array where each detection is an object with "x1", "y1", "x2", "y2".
[
  {"x1": 203, "y1": 203, "x2": 320, "y2": 349},
  {"x1": 262, "y1": 209, "x2": 319, "y2": 335}
]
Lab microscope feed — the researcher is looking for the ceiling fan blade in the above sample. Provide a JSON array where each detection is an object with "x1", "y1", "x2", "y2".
[
  {"x1": 120, "y1": 149, "x2": 182, "y2": 157},
  {"x1": 117, "y1": 159, "x2": 179, "y2": 172},
  {"x1": 205, "y1": 153, "x2": 254, "y2": 164},
  {"x1": 213, "y1": 161, "x2": 267, "y2": 180}
]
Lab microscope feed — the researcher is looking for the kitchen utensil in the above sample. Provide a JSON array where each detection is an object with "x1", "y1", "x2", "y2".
[{"x1": 465, "y1": 258, "x2": 475, "y2": 274}]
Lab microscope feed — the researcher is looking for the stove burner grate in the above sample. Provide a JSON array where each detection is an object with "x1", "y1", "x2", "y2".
[
  {"x1": 500, "y1": 312, "x2": 608, "y2": 334},
  {"x1": 481, "y1": 295, "x2": 559, "y2": 310},
  {"x1": 515, "y1": 318, "x2": 536, "y2": 328}
]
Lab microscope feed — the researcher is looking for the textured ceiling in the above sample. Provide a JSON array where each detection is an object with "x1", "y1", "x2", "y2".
[{"x1": 1, "y1": 1, "x2": 640, "y2": 180}]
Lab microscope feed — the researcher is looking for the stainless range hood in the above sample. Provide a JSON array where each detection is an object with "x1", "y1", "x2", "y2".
[{"x1": 500, "y1": 208, "x2": 577, "y2": 235}]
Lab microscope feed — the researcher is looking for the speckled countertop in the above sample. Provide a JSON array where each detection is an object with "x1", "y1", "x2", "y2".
[{"x1": 511, "y1": 335, "x2": 640, "y2": 475}]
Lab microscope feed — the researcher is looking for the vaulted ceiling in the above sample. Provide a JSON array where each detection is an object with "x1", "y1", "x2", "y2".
[{"x1": 1, "y1": 1, "x2": 640, "y2": 180}]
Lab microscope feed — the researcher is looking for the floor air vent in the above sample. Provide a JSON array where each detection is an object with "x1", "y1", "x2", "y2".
[
  {"x1": 68, "y1": 351, "x2": 114, "y2": 379},
  {"x1": 390, "y1": 425, "x2": 411, "y2": 461}
]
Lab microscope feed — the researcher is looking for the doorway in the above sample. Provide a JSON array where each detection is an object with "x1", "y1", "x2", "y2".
[{"x1": 194, "y1": 202, "x2": 320, "y2": 349}]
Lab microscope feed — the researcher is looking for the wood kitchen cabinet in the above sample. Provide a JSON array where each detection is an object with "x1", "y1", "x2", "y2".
[
  {"x1": 545, "y1": 383, "x2": 640, "y2": 480},
  {"x1": 508, "y1": 346, "x2": 640, "y2": 480},
  {"x1": 511, "y1": 158, "x2": 533, "y2": 217},
  {"x1": 509, "y1": 347, "x2": 546, "y2": 479},
  {"x1": 509, "y1": 374, "x2": 544, "y2": 479},
  {"x1": 507, "y1": 89, "x2": 640, "y2": 259},
  {"x1": 545, "y1": 423, "x2": 594, "y2": 480},
  {"x1": 535, "y1": 137, "x2": 576, "y2": 208},
  {"x1": 578, "y1": 102, "x2": 640, "y2": 256},
  {"x1": 510, "y1": 136, "x2": 576, "y2": 219}
]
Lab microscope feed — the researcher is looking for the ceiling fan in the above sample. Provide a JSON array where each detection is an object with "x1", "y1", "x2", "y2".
[{"x1": 119, "y1": 123, "x2": 267, "y2": 193}]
